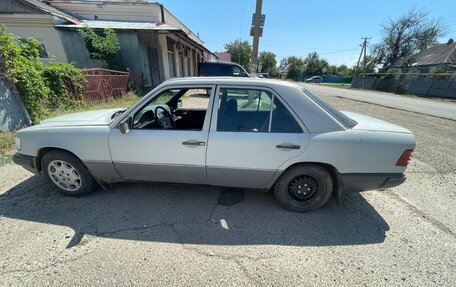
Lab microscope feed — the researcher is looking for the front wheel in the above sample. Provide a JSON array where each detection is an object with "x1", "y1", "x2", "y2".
[
  {"x1": 274, "y1": 164, "x2": 333, "y2": 212},
  {"x1": 41, "y1": 150, "x2": 98, "y2": 197}
]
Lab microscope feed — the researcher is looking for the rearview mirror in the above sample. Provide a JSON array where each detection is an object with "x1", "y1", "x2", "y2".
[{"x1": 119, "y1": 118, "x2": 131, "y2": 134}]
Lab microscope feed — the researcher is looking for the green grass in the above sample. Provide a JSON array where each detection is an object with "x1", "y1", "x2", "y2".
[
  {"x1": 0, "y1": 132, "x2": 15, "y2": 166},
  {"x1": 0, "y1": 92, "x2": 140, "y2": 166},
  {"x1": 47, "y1": 91, "x2": 140, "y2": 118}
]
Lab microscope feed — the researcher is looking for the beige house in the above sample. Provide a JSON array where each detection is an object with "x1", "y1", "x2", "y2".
[
  {"x1": 0, "y1": 0, "x2": 212, "y2": 87},
  {"x1": 0, "y1": 0, "x2": 79, "y2": 62}
]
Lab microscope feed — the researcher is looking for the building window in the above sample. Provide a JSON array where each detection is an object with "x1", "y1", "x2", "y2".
[
  {"x1": 179, "y1": 54, "x2": 184, "y2": 77},
  {"x1": 193, "y1": 50, "x2": 197, "y2": 75},
  {"x1": 19, "y1": 37, "x2": 49, "y2": 59},
  {"x1": 168, "y1": 51, "x2": 176, "y2": 77},
  {"x1": 187, "y1": 56, "x2": 191, "y2": 76}
]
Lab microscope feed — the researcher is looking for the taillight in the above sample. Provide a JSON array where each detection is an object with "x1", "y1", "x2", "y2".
[{"x1": 396, "y1": 149, "x2": 414, "y2": 166}]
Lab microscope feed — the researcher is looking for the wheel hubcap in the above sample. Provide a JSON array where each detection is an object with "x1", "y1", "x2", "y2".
[
  {"x1": 288, "y1": 175, "x2": 319, "y2": 201},
  {"x1": 48, "y1": 160, "x2": 82, "y2": 192}
]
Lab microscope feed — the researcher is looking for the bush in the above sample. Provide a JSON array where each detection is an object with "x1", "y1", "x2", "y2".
[
  {"x1": 0, "y1": 26, "x2": 84, "y2": 123},
  {"x1": 43, "y1": 62, "x2": 85, "y2": 110},
  {"x1": 78, "y1": 26, "x2": 122, "y2": 70},
  {"x1": 432, "y1": 64, "x2": 449, "y2": 80},
  {"x1": 381, "y1": 69, "x2": 397, "y2": 80}
]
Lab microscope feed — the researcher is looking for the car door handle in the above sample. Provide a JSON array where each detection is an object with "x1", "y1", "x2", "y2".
[
  {"x1": 182, "y1": 140, "x2": 205, "y2": 146},
  {"x1": 276, "y1": 143, "x2": 300, "y2": 150}
]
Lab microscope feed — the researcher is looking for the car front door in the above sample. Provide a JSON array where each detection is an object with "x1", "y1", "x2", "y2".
[
  {"x1": 108, "y1": 85, "x2": 215, "y2": 184},
  {"x1": 206, "y1": 86, "x2": 310, "y2": 189}
]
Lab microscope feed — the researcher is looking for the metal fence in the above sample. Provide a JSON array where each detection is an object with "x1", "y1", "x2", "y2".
[
  {"x1": 82, "y1": 68, "x2": 130, "y2": 102},
  {"x1": 0, "y1": 55, "x2": 30, "y2": 132},
  {"x1": 351, "y1": 74, "x2": 456, "y2": 99}
]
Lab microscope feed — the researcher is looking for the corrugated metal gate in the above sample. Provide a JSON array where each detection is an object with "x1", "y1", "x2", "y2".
[
  {"x1": 82, "y1": 68, "x2": 130, "y2": 102},
  {"x1": 351, "y1": 75, "x2": 456, "y2": 98}
]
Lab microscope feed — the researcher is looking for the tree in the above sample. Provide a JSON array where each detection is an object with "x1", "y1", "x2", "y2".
[
  {"x1": 302, "y1": 52, "x2": 331, "y2": 76},
  {"x1": 258, "y1": 51, "x2": 277, "y2": 76},
  {"x1": 353, "y1": 54, "x2": 377, "y2": 75},
  {"x1": 78, "y1": 26, "x2": 122, "y2": 70},
  {"x1": 328, "y1": 64, "x2": 337, "y2": 75},
  {"x1": 374, "y1": 7, "x2": 445, "y2": 68},
  {"x1": 279, "y1": 56, "x2": 304, "y2": 80},
  {"x1": 336, "y1": 64, "x2": 353, "y2": 77},
  {"x1": 224, "y1": 40, "x2": 251, "y2": 69}
]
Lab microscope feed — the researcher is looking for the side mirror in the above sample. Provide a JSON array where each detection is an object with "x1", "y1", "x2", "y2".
[
  {"x1": 177, "y1": 99, "x2": 183, "y2": 108},
  {"x1": 119, "y1": 118, "x2": 131, "y2": 134}
]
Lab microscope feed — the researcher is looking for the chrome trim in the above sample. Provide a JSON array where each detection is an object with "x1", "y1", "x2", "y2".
[{"x1": 268, "y1": 94, "x2": 274, "y2": 132}]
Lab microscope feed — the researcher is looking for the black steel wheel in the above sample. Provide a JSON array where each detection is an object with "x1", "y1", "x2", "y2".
[{"x1": 274, "y1": 164, "x2": 333, "y2": 212}]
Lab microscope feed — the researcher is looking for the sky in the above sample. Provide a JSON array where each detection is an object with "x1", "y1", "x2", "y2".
[{"x1": 160, "y1": 0, "x2": 456, "y2": 67}]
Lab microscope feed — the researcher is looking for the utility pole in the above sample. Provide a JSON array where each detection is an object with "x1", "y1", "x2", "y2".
[
  {"x1": 250, "y1": 0, "x2": 263, "y2": 74},
  {"x1": 362, "y1": 37, "x2": 369, "y2": 88},
  {"x1": 354, "y1": 37, "x2": 370, "y2": 88},
  {"x1": 238, "y1": 39, "x2": 241, "y2": 64}
]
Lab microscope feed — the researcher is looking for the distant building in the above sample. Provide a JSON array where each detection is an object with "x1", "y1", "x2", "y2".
[
  {"x1": 390, "y1": 39, "x2": 456, "y2": 74},
  {"x1": 0, "y1": 0, "x2": 213, "y2": 87},
  {"x1": 214, "y1": 52, "x2": 231, "y2": 62},
  {"x1": 352, "y1": 39, "x2": 456, "y2": 98}
]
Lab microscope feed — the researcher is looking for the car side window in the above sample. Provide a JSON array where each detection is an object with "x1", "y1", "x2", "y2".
[
  {"x1": 217, "y1": 88, "x2": 302, "y2": 133},
  {"x1": 201, "y1": 63, "x2": 216, "y2": 75},
  {"x1": 271, "y1": 97, "x2": 303, "y2": 133},
  {"x1": 218, "y1": 65, "x2": 232, "y2": 76},
  {"x1": 178, "y1": 89, "x2": 210, "y2": 109},
  {"x1": 232, "y1": 66, "x2": 241, "y2": 76},
  {"x1": 217, "y1": 88, "x2": 272, "y2": 132},
  {"x1": 132, "y1": 87, "x2": 211, "y2": 130}
]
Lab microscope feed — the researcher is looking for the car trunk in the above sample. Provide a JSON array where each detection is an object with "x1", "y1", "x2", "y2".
[{"x1": 342, "y1": 111, "x2": 412, "y2": 134}]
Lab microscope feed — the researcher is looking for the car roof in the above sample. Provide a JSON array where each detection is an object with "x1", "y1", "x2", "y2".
[
  {"x1": 202, "y1": 61, "x2": 241, "y2": 66},
  {"x1": 163, "y1": 76, "x2": 303, "y2": 90},
  {"x1": 159, "y1": 77, "x2": 345, "y2": 132},
  {"x1": 112, "y1": 77, "x2": 345, "y2": 133}
]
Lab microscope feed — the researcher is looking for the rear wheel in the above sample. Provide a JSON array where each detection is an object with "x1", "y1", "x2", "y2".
[
  {"x1": 41, "y1": 150, "x2": 98, "y2": 196},
  {"x1": 274, "y1": 164, "x2": 333, "y2": 212}
]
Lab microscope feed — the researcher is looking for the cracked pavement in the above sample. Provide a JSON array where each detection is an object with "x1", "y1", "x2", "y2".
[{"x1": 1, "y1": 88, "x2": 455, "y2": 286}]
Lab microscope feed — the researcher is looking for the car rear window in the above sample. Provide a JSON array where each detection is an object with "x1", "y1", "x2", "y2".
[{"x1": 302, "y1": 89, "x2": 357, "y2": 128}]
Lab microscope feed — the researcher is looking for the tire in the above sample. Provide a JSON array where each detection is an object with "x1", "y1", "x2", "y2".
[
  {"x1": 41, "y1": 150, "x2": 98, "y2": 197},
  {"x1": 274, "y1": 164, "x2": 333, "y2": 212}
]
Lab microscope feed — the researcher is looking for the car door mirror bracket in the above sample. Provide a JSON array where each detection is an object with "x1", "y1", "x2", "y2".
[{"x1": 119, "y1": 118, "x2": 131, "y2": 134}]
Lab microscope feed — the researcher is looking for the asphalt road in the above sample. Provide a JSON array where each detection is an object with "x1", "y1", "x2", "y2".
[
  {"x1": 300, "y1": 83, "x2": 456, "y2": 120},
  {"x1": 1, "y1": 88, "x2": 455, "y2": 286}
]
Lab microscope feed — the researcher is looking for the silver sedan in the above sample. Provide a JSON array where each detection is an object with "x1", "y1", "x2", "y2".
[{"x1": 13, "y1": 77, "x2": 416, "y2": 212}]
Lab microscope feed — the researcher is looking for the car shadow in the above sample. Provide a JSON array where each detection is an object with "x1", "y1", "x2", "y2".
[{"x1": 0, "y1": 175, "x2": 389, "y2": 248}]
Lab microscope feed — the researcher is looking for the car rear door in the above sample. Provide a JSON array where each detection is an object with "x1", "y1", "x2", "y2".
[{"x1": 206, "y1": 85, "x2": 310, "y2": 189}]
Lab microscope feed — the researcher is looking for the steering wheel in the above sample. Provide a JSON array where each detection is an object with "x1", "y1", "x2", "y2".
[{"x1": 154, "y1": 106, "x2": 176, "y2": 129}]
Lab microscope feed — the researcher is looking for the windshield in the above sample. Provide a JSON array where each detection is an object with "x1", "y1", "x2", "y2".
[{"x1": 302, "y1": 89, "x2": 357, "y2": 128}]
